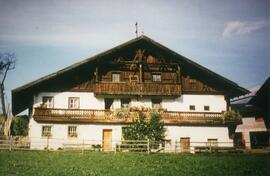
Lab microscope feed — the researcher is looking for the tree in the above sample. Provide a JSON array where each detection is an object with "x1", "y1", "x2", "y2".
[
  {"x1": 10, "y1": 115, "x2": 29, "y2": 136},
  {"x1": 0, "y1": 53, "x2": 16, "y2": 117},
  {"x1": 122, "y1": 110, "x2": 165, "y2": 141}
]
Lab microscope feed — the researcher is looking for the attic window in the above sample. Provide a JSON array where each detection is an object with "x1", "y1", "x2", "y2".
[
  {"x1": 152, "y1": 73, "x2": 161, "y2": 82},
  {"x1": 129, "y1": 75, "x2": 139, "y2": 82},
  {"x1": 189, "y1": 79, "x2": 196, "y2": 84},
  {"x1": 112, "y1": 73, "x2": 120, "y2": 82}
]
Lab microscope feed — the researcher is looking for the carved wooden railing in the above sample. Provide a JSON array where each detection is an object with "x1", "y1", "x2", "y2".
[
  {"x1": 94, "y1": 82, "x2": 181, "y2": 96},
  {"x1": 33, "y1": 108, "x2": 224, "y2": 125}
]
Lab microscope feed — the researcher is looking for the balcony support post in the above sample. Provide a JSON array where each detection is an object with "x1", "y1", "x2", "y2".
[
  {"x1": 139, "y1": 64, "x2": 143, "y2": 97},
  {"x1": 95, "y1": 67, "x2": 99, "y2": 83}
]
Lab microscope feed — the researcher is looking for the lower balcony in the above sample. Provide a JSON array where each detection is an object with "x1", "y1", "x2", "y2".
[{"x1": 33, "y1": 108, "x2": 228, "y2": 125}]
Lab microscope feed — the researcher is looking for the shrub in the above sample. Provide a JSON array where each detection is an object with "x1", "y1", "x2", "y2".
[
  {"x1": 10, "y1": 115, "x2": 29, "y2": 136},
  {"x1": 122, "y1": 110, "x2": 165, "y2": 141},
  {"x1": 222, "y1": 110, "x2": 242, "y2": 122}
]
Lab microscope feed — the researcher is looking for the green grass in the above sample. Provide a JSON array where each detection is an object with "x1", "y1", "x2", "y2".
[{"x1": 0, "y1": 150, "x2": 269, "y2": 176}]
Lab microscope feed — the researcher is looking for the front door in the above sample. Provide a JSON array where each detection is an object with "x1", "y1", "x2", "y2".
[
  {"x1": 180, "y1": 137, "x2": 190, "y2": 152},
  {"x1": 103, "y1": 129, "x2": 112, "y2": 151}
]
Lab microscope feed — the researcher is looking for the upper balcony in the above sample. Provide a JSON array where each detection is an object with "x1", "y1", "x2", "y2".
[
  {"x1": 33, "y1": 108, "x2": 229, "y2": 126},
  {"x1": 94, "y1": 82, "x2": 181, "y2": 96}
]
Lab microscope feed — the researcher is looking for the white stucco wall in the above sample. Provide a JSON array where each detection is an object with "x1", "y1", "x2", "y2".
[
  {"x1": 34, "y1": 92, "x2": 226, "y2": 113},
  {"x1": 28, "y1": 118, "x2": 123, "y2": 150},
  {"x1": 166, "y1": 126, "x2": 232, "y2": 145},
  {"x1": 30, "y1": 92, "x2": 229, "y2": 151},
  {"x1": 34, "y1": 92, "x2": 104, "y2": 109},
  {"x1": 162, "y1": 95, "x2": 226, "y2": 112},
  {"x1": 29, "y1": 118, "x2": 232, "y2": 150}
]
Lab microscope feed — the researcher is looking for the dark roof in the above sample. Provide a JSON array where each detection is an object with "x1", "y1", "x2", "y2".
[
  {"x1": 12, "y1": 35, "x2": 249, "y2": 115},
  {"x1": 249, "y1": 77, "x2": 270, "y2": 129}
]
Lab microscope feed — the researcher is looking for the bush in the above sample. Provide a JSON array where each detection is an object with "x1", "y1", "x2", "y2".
[
  {"x1": 10, "y1": 115, "x2": 29, "y2": 136},
  {"x1": 122, "y1": 110, "x2": 165, "y2": 142},
  {"x1": 222, "y1": 110, "x2": 242, "y2": 122}
]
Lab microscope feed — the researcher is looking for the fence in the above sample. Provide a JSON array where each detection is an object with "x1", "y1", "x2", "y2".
[{"x1": 1, "y1": 136, "x2": 263, "y2": 153}]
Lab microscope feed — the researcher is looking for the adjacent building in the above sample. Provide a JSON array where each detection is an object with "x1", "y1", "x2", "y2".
[{"x1": 233, "y1": 77, "x2": 269, "y2": 148}]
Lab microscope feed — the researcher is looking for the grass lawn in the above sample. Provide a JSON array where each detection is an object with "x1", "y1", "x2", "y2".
[{"x1": 0, "y1": 150, "x2": 269, "y2": 176}]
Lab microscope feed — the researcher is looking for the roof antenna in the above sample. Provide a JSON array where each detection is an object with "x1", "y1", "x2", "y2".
[{"x1": 135, "y1": 22, "x2": 138, "y2": 37}]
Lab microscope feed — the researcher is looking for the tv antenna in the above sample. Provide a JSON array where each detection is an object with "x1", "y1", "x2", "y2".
[{"x1": 135, "y1": 22, "x2": 138, "y2": 37}]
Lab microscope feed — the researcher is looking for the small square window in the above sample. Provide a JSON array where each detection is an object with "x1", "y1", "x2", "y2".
[
  {"x1": 121, "y1": 99, "x2": 130, "y2": 108},
  {"x1": 112, "y1": 73, "x2": 120, "y2": 82},
  {"x1": 42, "y1": 96, "x2": 54, "y2": 108},
  {"x1": 42, "y1": 126, "x2": 52, "y2": 137},
  {"x1": 189, "y1": 105, "x2": 195, "y2": 111},
  {"x1": 68, "y1": 126, "x2": 77, "y2": 138},
  {"x1": 152, "y1": 73, "x2": 161, "y2": 82},
  {"x1": 204, "y1": 106, "x2": 210, "y2": 111},
  {"x1": 69, "y1": 97, "x2": 80, "y2": 109}
]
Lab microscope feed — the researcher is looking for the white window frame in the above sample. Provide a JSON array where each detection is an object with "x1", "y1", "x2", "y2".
[
  {"x1": 42, "y1": 96, "x2": 54, "y2": 108},
  {"x1": 68, "y1": 97, "x2": 80, "y2": 109},
  {"x1": 152, "y1": 73, "x2": 161, "y2": 82},
  {"x1": 42, "y1": 126, "x2": 52, "y2": 137},
  {"x1": 112, "y1": 72, "x2": 120, "y2": 82}
]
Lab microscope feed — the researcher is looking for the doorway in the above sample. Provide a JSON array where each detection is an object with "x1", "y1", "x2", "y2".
[
  {"x1": 180, "y1": 137, "x2": 190, "y2": 152},
  {"x1": 103, "y1": 129, "x2": 112, "y2": 151}
]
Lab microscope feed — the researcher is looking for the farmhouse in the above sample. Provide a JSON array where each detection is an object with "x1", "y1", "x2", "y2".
[{"x1": 12, "y1": 35, "x2": 249, "y2": 151}]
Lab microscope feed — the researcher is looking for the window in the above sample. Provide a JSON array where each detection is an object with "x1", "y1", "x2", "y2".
[
  {"x1": 42, "y1": 96, "x2": 54, "y2": 108},
  {"x1": 121, "y1": 99, "x2": 130, "y2": 108},
  {"x1": 42, "y1": 126, "x2": 52, "y2": 137},
  {"x1": 68, "y1": 97, "x2": 80, "y2": 109},
  {"x1": 152, "y1": 99, "x2": 162, "y2": 109},
  {"x1": 189, "y1": 105, "x2": 195, "y2": 111},
  {"x1": 112, "y1": 73, "x2": 120, "y2": 82},
  {"x1": 68, "y1": 126, "x2": 77, "y2": 138},
  {"x1": 105, "y1": 99, "x2": 114, "y2": 110},
  {"x1": 152, "y1": 73, "x2": 161, "y2": 82},
  {"x1": 207, "y1": 139, "x2": 218, "y2": 147},
  {"x1": 189, "y1": 79, "x2": 197, "y2": 84},
  {"x1": 204, "y1": 105, "x2": 210, "y2": 111}
]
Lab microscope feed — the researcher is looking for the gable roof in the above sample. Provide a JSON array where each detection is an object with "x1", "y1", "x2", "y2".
[{"x1": 12, "y1": 35, "x2": 249, "y2": 115}]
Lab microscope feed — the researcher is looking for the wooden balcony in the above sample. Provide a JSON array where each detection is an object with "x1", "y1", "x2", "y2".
[
  {"x1": 33, "y1": 108, "x2": 225, "y2": 125},
  {"x1": 94, "y1": 82, "x2": 181, "y2": 96}
]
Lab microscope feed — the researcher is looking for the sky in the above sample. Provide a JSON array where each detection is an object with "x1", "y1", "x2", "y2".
[{"x1": 0, "y1": 0, "x2": 269, "y2": 109}]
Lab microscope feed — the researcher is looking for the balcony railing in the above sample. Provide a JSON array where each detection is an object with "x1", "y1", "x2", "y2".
[
  {"x1": 33, "y1": 108, "x2": 224, "y2": 125},
  {"x1": 94, "y1": 82, "x2": 181, "y2": 96}
]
